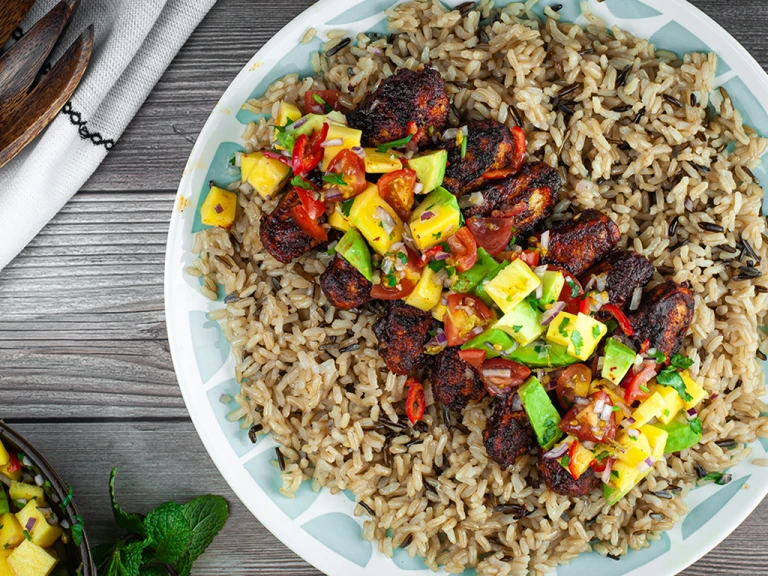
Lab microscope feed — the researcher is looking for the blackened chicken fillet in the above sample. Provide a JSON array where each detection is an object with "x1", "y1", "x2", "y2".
[
  {"x1": 260, "y1": 188, "x2": 325, "y2": 264},
  {"x1": 483, "y1": 393, "x2": 537, "y2": 469},
  {"x1": 347, "y1": 66, "x2": 449, "y2": 149},
  {"x1": 373, "y1": 301, "x2": 437, "y2": 375},
  {"x1": 319, "y1": 255, "x2": 372, "y2": 310},
  {"x1": 541, "y1": 209, "x2": 620, "y2": 276},
  {"x1": 431, "y1": 346, "x2": 487, "y2": 411},
  {"x1": 579, "y1": 249, "x2": 655, "y2": 310},
  {"x1": 539, "y1": 455, "x2": 600, "y2": 497},
  {"x1": 626, "y1": 280, "x2": 695, "y2": 358}
]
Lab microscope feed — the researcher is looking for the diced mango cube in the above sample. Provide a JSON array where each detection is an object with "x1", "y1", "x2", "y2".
[
  {"x1": 0, "y1": 550, "x2": 13, "y2": 576},
  {"x1": 322, "y1": 123, "x2": 363, "y2": 170},
  {"x1": 0, "y1": 513, "x2": 24, "y2": 549},
  {"x1": 9, "y1": 482, "x2": 44, "y2": 505},
  {"x1": 0, "y1": 441, "x2": 8, "y2": 468},
  {"x1": 545, "y1": 312, "x2": 577, "y2": 347},
  {"x1": 240, "y1": 152, "x2": 291, "y2": 200},
  {"x1": 348, "y1": 183, "x2": 403, "y2": 255},
  {"x1": 484, "y1": 258, "x2": 541, "y2": 314},
  {"x1": 566, "y1": 313, "x2": 607, "y2": 362},
  {"x1": 404, "y1": 266, "x2": 442, "y2": 312},
  {"x1": 654, "y1": 384, "x2": 685, "y2": 425},
  {"x1": 362, "y1": 148, "x2": 403, "y2": 173},
  {"x1": 552, "y1": 438, "x2": 595, "y2": 479},
  {"x1": 200, "y1": 186, "x2": 238, "y2": 229},
  {"x1": 272, "y1": 102, "x2": 302, "y2": 149},
  {"x1": 615, "y1": 430, "x2": 652, "y2": 467},
  {"x1": 606, "y1": 461, "x2": 640, "y2": 504},
  {"x1": 640, "y1": 424, "x2": 669, "y2": 461},
  {"x1": 328, "y1": 202, "x2": 353, "y2": 232},
  {"x1": 16, "y1": 502, "x2": 62, "y2": 548},
  {"x1": 681, "y1": 370, "x2": 707, "y2": 410},
  {"x1": 632, "y1": 392, "x2": 665, "y2": 428},
  {"x1": 8, "y1": 540, "x2": 58, "y2": 576},
  {"x1": 431, "y1": 301, "x2": 447, "y2": 322},
  {"x1": 408, "y1": 187, "x2": 462, "y2": 251}
]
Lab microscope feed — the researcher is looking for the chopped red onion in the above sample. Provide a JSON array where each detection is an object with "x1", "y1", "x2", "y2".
[
  {"x1": 25, "y1": 517, "x2": 36, "y2": 532},
  {"x1": 684, "y1": 198, "x2": 694, "y2": 211},
  {"x1": 627, "y1": 428, "x2": 640, "y2": 438},
  {"x1": 45, "y1": 513, "x2": 59, "y2": 526},
  {"x1": 710, "y1": 393, "x2": 719, "y2": 401},
  {"x1": 601, "y1": 458, "x2": 615, "y2": 483},
  {"x1": 574, "y1": 396, "x2": 590, "y2": 405},
  {"x1": 321, "y1": 138, "x2": 344, "y2": 148},
  {"x1": 369, "y1": 99, "x2": 380, "y2": 112},
  {"x1": 36, "y1": 506, "x2": 52, "y2": 515},
  {"x1": 511, "y1": 393, "x2": 523, "y2": 411},
  {"x1": 483, "y1": 368, "x2": 512, "y2": 379},
  {"x1": 34, "y1": 474, "x2": 44, "y2": 487},
  {"x1": 629, "y1": 286, "x2": 643, "y2": 310},
  {"x1": 351, "y1": 146, "x2": 366, "y2": 158},
  {"x1": 375, "y1": 206, "x2": 396, "y2": 234},
  {"x1": 540, "y1": 230, "x2": 550, "y2": 251},
  {"x1": 584, "y1": 275, "x2": 596, "y2": 291},
  {"x1": 434, "y1": 251, "x2": 450, "y2": 261},
  {"x1": 595, "y1": 273, "x2": 607, "y2": 292},
  {"x1": 214, "y1": 204, "x2": 223, "y2": 214},
  {"x1": 582, "y1": 441, "x2": 596, "y2": 450},
  {"x1": 636, "y1": 456, "x2": 654, "y2": 473},
  {"x1": 686, "y1": 407, "x2": 698, "y2": 419},
  {"x1": 421, "y1": 211, "x2": 435, "y2": 221},
  {"x1": 533, "y1": 265, "x2": 548, "y2": 279},
  {"x1": 60, "y1": 519, "x2": 71, "y2": 530},
  {"x1": 291, "y1": 117, "x2": 308, "y2": 129},
  {"x1": 540, "y1": 301, "x2": 566, "y2": 326},
  {"x1": 413, "y1": 182, "x2": 424, "y2": 195},
  {"x1": 324, "y1": 187, "x2": 344, "y2": 202},
  {"x1": 594, "y1": 399, "x2": 606, "y2": 414},
  {"x1": 621, "y1": 416, "x2": 636, "y2": 429},
  {"x1": 600, "y1": 403, "x2": 613, "y2": 421},
  {"x1": 543, "y1": 442, "x2": 569, "y2": 459},
  {"x1": 535, "y1": 284, "x2": 543, "y2": 299},
  {"x1": 442, "y1": 128, "x2": 459, "y2": 140},
  {"x1": 503, "y1": 343, "x2": 518, "y2": 356},
  {"x1": 469, "y1": 326, "x2": 485, "y2": 338}
]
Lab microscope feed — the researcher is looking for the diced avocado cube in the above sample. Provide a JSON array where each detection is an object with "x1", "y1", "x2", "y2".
[
  {"x1": 8, "y1": 540, "x2": 59, "y2": 576},
  {"x1": 408, "y1": 187, "x2": 461, "y2": 251},
  {"x1": 653, "y1": 415, "x2": 702, "y2": 454},
  {"x1": 519, "y1": 376, "x2": 563, "y2": 450},
  {"x1": 335, "y1": 228, "x2": 373, "y2": 282},
  {"x1": 362, "y1": 149, "x2": 403, "y2": 173},
  {"x1": 473, "y1": 260, "x2": 508, "y2": 308},
  {"x1": 322, "y1": 123, "x2": 363, "y2": 170},
  {"x1": 495, "y1": 300, "x2": 545, "y2": 346},
  {"x1": 9, "y1": 482, "x2": 44, "y2": 505},
  {"x1": 604, "y1": 461, "x2": 640, "y2": 505},
  {"x1": 407, "y1": 150, "x2": 448, "y2": 194},
  {"x1": 16, "y1": 502, "x2": 62, "y2": 548},
  {"x1": 681, "y1": 370, "x2": 707, "y2": 410},
  {"x1": 451, "y1": 248, "x2": 497, "y2": 294},
  {"x1": 601, "y1": 338, "x2": 637, "y2": 385},
  {"x1": 545, "y1": 311, "x2": 577, "y2": 347},
  {"x1": 539, "y1": 270, "x2": 564, "y2": 306},
  {"x1": 640, "y1": 424, "x2": 669, "y2": 460},
  {"x1": 348, "y1": 183, "x2": 403, "y2": 255},
  {"x1": 615, "y1": 429, "x2": 652, "y2": 467},
  {"x1": 631, "y1": 392, "x2": 665, "y2": 428},
  {"x1": 240, "y1": 152, "x2": 291, "y2": 200},
  {"x1": 328, "y1": 202, "x2": 353, "y2": 232},
  {"x1": 404, "y1": 266, "x2": 443, "y2": 312},
  {"x1": 654, "y1": 384, "x2": 685, "y2": 425},
  {"x1": 200, "y1": 186, "x2": 238, "y2": 229},
  {"x1": 484, "y1": 259, "x2": 541, "y2": 314},
  {"x1": 0, "y1": 513, "x2": 24, "y2": 549},
  {"x1": 508, "y1": 343, "x2": 580, "y2": 368},
  {"x1": 0, "y1": 486, "x2": 8, "y2": 516},
  {"x1": 271, "y1": 102, "x2": 302, "y2": 149},
  {"x1": 461, "y1": 328, "x2": 517, "y2": 359},
  {"x1": 566, "y1": 313, "x2": 607, "y2": 361},
  {"x1": 0, "y1": 440, "x2": 8, "y2": 467}
]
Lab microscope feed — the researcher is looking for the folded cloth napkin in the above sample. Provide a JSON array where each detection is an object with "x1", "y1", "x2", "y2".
[{"x1": 0, "y1": 0, "x2": 216, "y2": 270}]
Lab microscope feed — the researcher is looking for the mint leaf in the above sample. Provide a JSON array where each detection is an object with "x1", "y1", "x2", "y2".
[
  {"x1": 102, "y1": 540, "x2": 147, "y2": 576},
  {"x1": 656, "y1": 367, "x2": 693, "y2": 402},
  {"x1": 110, "y1": 468, "x2": 146, "y2": 536},
  {"x1": 670, "y1": 353, "x2": 694, "y2": 370},
  {"x1": 92, "y1": 542, "x2": 118, "y2": 572},
  {"x1": 180, "y1": 495, "x2": 229, "y2": 564},
  {"x1": 144, "y1": 502, "x2": 192, "y2": 565},
  {"x1": 72, "y1": 514, "x2": 85, "y2": 546},
  {"x1": 139, "y1": 568, "x2": 168, "y2": 576}
]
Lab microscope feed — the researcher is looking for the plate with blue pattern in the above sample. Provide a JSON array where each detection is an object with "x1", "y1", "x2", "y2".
[{"x1": 165, "y1": 0, "x2": 768, "y2": 574}]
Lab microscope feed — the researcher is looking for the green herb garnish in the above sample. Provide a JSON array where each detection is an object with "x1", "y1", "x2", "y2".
[
  {"x1": 291, "y1": 176, "x2": 314, "y2": 190},
  {"x1": 341, "y1": 199, "x2": 354, "y2": 217},
  {"x1": 592, "y1": 325, "x2": 601, "y2": 339},
  {"x1": 376, "y1": 134, "x2": 413, "y2": 152},
  {"x1": 571, "y1": 330, "x2": 583, "y2": 356},
  {"x1": 565, "y1": 278, "x2": 579, "y2": 298},
  {"x1": 647, "y1": 349, "x2": 667, "y2": 364},
  {"x1": 670, "y1": 353, "x2": 694, "y2": 370},
  {"x1": 558, "y1": 317, "x2": 571, "y2": 338},
  {"x1": 690, "y1": 417, "x2": 703, "y2": 435},
  {"x1": 512, "y1": 325, "x2": 523, "y2": 333},
  {"x1": 460, "y1": 131, "x2": 468, "y2": 159},
  {"x1": 656, "y1": 366, "x2": 693, "y2": 402},
  {"x1": 323, "y1": 173, "x2": 347, "y2": 187},
  {"x1": 428, "y1": 259, "x2": 447, "y2": 273},
  {"x1": 62, "y1": 486, "x2": 74, "y2": 508}
]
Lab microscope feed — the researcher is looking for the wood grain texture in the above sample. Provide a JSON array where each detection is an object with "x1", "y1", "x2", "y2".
[{"x1": 2, "y1": 0, "x2": 768, "y2": 573}]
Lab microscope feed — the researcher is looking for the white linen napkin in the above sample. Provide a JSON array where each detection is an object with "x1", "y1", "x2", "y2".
[{"x1": 0, "y1": 0, "x2": 217, "y2": 270}]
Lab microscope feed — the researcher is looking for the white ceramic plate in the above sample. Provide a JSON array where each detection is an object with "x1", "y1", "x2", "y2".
[{"x1": 165, "y1": 1, "x2": 768, "y2": 574}]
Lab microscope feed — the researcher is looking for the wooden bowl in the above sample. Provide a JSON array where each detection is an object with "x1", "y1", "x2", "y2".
[{"x1": 0, "y1": 422, "x2": 95, "y2": 575}]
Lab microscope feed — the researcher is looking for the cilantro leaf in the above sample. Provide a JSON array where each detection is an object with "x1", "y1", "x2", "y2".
[
  {"x1": 177, "y1": 495, "x2": 229, "y2": 571},
  {"x1": 460, "y1": 131, "x2": 468, "y2": 158},
  {"x1": 647, "y1": 349, "x2": 667, "y2": 364},
  {"x1": 512, "y1": 325, "x2": 523, "y2": 333},
  {"x1": 571, "y1": 330, "x2": 583, "y2": 356},
  {"x1": 592, "y1": 324, "x2": 600, "y2": 339},
  {"x1": 139, "y1": 568, "x2": 169, "y2": 576},
  {"x1": 428, "y1": 259, "x2": 447, "y2": 273},
  {"x1": 323, "y1": 173, "x2": 347, "y2": 187},
  {"x1": 291, "y1": 176, "x2": 314, "y2": 190},
  {"x1": 656, "y1": 367, "x2": 693, "y2": 402},
  {"x1": 376, "y1": 134, "x2": 413, "y2": 152},
  {"x1": 701, "y1": 471, "x2": 732, "y2": 485},
  {"x1": 144, "y1": 502, "x2": 192, "y2": 565},
  {"x1": 670, "y1": 353, "x2": 694, "y2": 370},
  {"x1": 341, "y1": 198, "x2": 354, "y2": 217},
  {"x1": 397, "y1": 251, "x2": 408, "y2": 264},
  {"x1": 690, "y1": 417, "x2": 703, "y2": 435},
  {"x1": 272, "y1": 123, "x2": 299, "y2": 151},
  {"x1": 110, "y1": 468, "x2": 146, "y2": 536},
  {"x1": 558, "y1": 317, "x2": 571, "y2": 338},
  {"x1": 565, "y1": 278, "x2": 579, "y2": 298}
]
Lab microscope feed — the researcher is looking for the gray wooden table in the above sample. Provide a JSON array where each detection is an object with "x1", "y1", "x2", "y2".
[{"x1": 1, "y1": 0, "x2": 767, "y2": 573}]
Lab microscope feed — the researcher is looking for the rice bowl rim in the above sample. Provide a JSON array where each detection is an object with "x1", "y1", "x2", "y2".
[{"x1": 164, "y1": 0, "x2": 768, "y2": 574}]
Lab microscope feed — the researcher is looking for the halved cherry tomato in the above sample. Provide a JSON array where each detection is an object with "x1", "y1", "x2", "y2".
[
  {"x1": 622, "y1": 361, "x2": 657, "y2": 404},
  {"x1": 292, "y1": 122, "x2": 329, "y2": 175},
  {"x1": 479, "y1": 357, "x2": 531, "y2": 396},
  {"x1": 371, "y1": 247, "x2": 421, "y2": 300},
  {"x1": 295, "y1": 186, "x2": 325, "y2": 220},
  {"x1": 568, "y1": 439, "x2": 580, "y2": 479},
  {"x1": 446, "y1": 227, "x2": 478, "y2": 272},
  {"x1": 466, "y1": 217, "x2": 516, "y2": 256},
  {"x1": 458, "y1": 348, "x2": 486, "y2": 371},
  {"x1": 377, "y1": 168, "x2": 417, "y2": 221},
  {"x1": 325, "y1": 148, "x2": 367, "y2": 199},
  {"x1": 602, "y1": 303, "x2": 635, "y2": 336},
  {"x1": 444, "y1": 293, "x2": 493, "y2": 347},
  {"x1": 304, "y1": 90, "x2": 341, "y2": 115},
  {"x1": 578, "y1": 297, "x2": 590, "y2": 315},
  {"x1": 492, "y1": 248, "x2": 540, "y2": 267},
  {"x1": 550, "y1": 265, "x2": 585, "y2": 315},
  {"x1": 5, "y1": 453, "x2": 21, "y2": 474},
  {"x1": 509, "y1": 125, "x2": 527, "y2": 173},
  {"x1": 405, "y1": 377, "x2": 426, "y2": 425},
  {"x1": 559, "y1": 390, "x2": 616, "y2": 443},
  {"x1": 290, "y1": 205, "x2": 328, "y2": 242},
  {"x1": 556, "y1": 363, "x2": 592, "y2": 409}
]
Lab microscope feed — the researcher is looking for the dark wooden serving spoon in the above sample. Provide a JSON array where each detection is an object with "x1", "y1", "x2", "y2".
[{"x1": 0, "y1": 0, "x2": 93, "y2": 169}]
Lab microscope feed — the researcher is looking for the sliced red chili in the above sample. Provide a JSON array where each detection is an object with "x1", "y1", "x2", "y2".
[
  {"x1": 622, "y1": 361, "x2": 657, "y2": 405},
  {"x1": 601, "y1": 303, "x2": 635, "y2": 336},
  {"x1": 509, "y1": 125, "x2": 526, "y2": 173},
  {"x1": 405, "y1": 378, "x2": 426, "y2": 425},
  {"x1": 261, "y1": 150, "x2": 292, "y2": 166},
  {"x1": 567, "y1": 439, "x2": 580, "y2": 479}
]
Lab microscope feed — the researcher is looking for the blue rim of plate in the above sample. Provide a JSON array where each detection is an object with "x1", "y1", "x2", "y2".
[{"x1": 164, "y1": 0, "x2": 768, "y2": 574}]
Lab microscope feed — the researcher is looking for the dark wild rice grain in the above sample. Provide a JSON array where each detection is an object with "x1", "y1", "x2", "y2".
[
  {"x1": 248, "y1": 424, "x2": 263, "y2": 443},
  {"x1": 359, "y1": 501, "x2": 375, "y2": 516},
  {"x1": 607, "y1": 554, "x2": 621, "y2": 561},
  {"x1": 616, "y1": 64, "x2": 631, "y2": 87},
  {"x1": 326, "y1": 38, "x2": 351, "y2": 57},
  {"x1": 755, "y1": 285, "x2": 768, "y2": 294},
  {"x1": 663, "y1": 94, "x2": 683, "y2": 108},
  {"x1": 698, "y1": 221, "x2": 724, "y2": 233},
  {"x1": 401, "y1": 534, "x2": 414, "y2": 548},
  {"x1": 741, "y1": 236, "x2": 760, "y2": 264},
  {"x1": 271, "y1": 277, "x2": 281, "y2": 292},
  {"x1": 653, "y1": 490, "x2": 673, "y2": 500},
  {"x1": 718, "y1": 244, "x2": 737, "y2": 254},
  {"x1": 339, "y1": 343, "x2": 361, "y2": 353},
  {"x1": 690, "y1": 92, "x2": 698, "y2": 106},
  {"x1": 224, "y1": 292, "x2": 240, "y2": 303},
  {"x1": 758, "y1": 350, "x2": 767, "y2": 361},
  {"x1": 668, "y1": 215, "x2": 679, "y2": 236},
  {"x1": 456, "y1": 1, "x2": 476, "y2": 15},
  {"x1": 275, "y1": 447, "x2": 286, "y2": 471},
  {"x1": 552, "y1": 3, "x2": 563, "y2": 10},
  {"x1": 715, "y1": 439, "x2": 737, "y2": 449},
  {"x1": 558, "y1": 82, "x2": 579, "y2": 97},
  {"x1": 633, "y1": 108, "x2": 645, "y2": 123}
]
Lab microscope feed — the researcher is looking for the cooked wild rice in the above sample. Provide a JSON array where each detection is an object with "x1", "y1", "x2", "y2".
[{"x1": 190, "y1": 1, "x2": 768, "y2": 573}]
